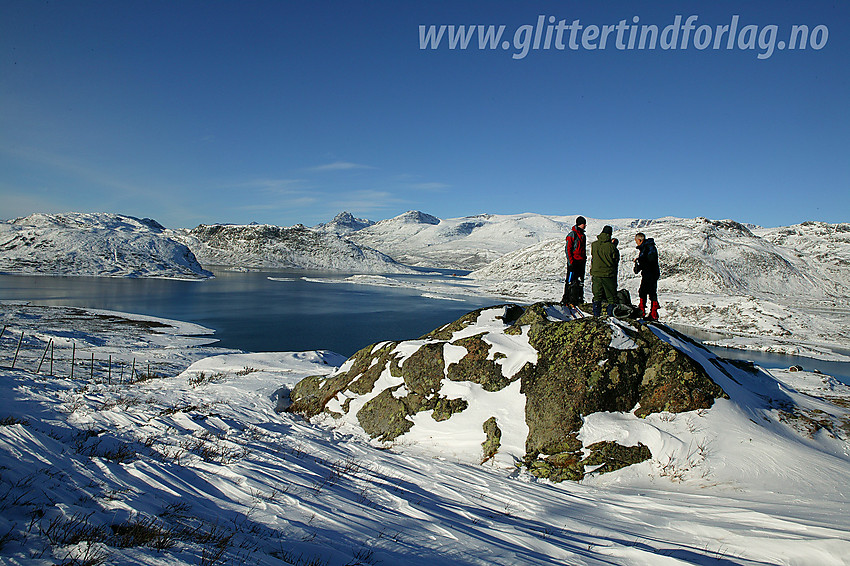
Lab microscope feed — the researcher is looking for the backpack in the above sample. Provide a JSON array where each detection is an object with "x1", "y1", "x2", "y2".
[{"x1": 613, "y1": 289, "x2": 641, "y2": 319}]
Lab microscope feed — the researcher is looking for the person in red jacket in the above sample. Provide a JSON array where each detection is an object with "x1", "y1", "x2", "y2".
[{"x1": 560, "y1": 216, "x2": 587, "y2": 307}]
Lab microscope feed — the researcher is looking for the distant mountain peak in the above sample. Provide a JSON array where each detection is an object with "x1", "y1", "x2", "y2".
[
  {"x1": 396, "y1": 210, "x2": 440, "y2": 225},
  {"x1": 313, "y1": 211, "x2": 375, "y2": 235}
]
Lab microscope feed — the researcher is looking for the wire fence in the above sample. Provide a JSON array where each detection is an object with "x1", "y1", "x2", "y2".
[{"x1": 0, "y1": 324, "x2": 165, "y2": 384}]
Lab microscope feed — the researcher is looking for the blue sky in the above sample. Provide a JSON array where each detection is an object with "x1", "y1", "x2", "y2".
[{"x1": 1, "y1": 1, "x2": 847, "y2": 228}]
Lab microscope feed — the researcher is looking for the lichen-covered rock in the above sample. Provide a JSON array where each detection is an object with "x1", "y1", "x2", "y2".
[
  {"x1": 287, "y1": 341, "x2": 400, "y2": 418},
  {"x1": 521, "y1": 314, "x2": 725, "y2": 478},
  {"x1": 356, "y1": 388, "x2": 414, "y2": 441},
  {"x1": 481, "y1": 417, "x2": 502, "y2": 463},
  {"x1": 635, "y1": 341, "x2": 724, "y2": 417},
  {"x1": 446, "y1": 334, "x2": 512, "y2": 391},
  {"x1": 287, "y1": 302, "x2": 728, "y2": 481},
  {"x1": 582, "y1": 441, "x2": 653, "y2": 475},
  {"x1": 433, "y1": 397, "x2": 469, "y2": 422},
  {"x1": 401, "y1": 342, "x2": 445, "y2": 396}
]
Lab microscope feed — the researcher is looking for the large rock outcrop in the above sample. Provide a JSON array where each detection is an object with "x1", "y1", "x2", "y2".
[{"x1": 288, "y1": 303, "x2": 727, "y2": 481}]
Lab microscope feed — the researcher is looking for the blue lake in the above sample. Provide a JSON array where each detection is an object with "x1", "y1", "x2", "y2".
[
  {"x1": 1, "y1": 269, "x2": 848, "y2": 384},
  {"x1": 0, "y1": 269, "x2": 495, "y2": 357}
]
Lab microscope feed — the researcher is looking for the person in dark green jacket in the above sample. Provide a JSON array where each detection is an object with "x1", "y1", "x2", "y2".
[{"x1": 590, "y1": 225, "x2": 620, "y2": 316}]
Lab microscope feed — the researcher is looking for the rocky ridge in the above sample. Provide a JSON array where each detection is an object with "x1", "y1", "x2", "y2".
[
  {"x1": 176, "y1": 223, "x2": 415, "y2": 273},
  {"x1": 288, "y1": 303, "x2": 728, "y2": 481}
]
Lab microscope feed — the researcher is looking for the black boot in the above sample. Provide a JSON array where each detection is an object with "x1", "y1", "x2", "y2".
[{"x1": 592, "y1": 301, "x2": 601, "y2": 317}]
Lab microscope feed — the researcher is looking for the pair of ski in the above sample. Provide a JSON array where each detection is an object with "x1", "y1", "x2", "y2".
[{"x1": 564, "y1": 304, "x2": 586, "y2": 319}]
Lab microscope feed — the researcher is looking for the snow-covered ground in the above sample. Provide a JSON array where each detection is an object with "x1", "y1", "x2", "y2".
[{"x1": 1, "y1": 304, "x2": 849, "y2": 566}]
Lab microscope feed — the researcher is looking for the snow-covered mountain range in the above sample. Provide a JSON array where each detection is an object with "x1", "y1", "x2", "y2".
[
  {"x1": 470, "y1": 216, "x2": 850, "y2": 299},
  {"x1": 0, "y1": 213, "x2": 211, "y2": 279},
  {"x1": 343, "y1": 211, "x2": 575, "y2": 270},
  {"x1": 173, "y1": 222, "x2": 414, "y2": 273},
  {"x1": 316, "y1": 211, "x2": 850, "y2": 358}
]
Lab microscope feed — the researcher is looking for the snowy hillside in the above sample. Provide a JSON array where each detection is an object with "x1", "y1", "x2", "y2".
[
  {"x1": 469, "y1": 217, "x2": 850, "y2": 357},
  {"x1": 1, "y1": 304, "x2": 849, "y2": 566},
  {"x1": 473, "y1": 217, "x2": 836, "y2": 297},
  {"x1": 346, "y1": 211, "x2": 577, "y2": 270},
  {"x1": 755, "y1": 221, "x2": 850, "y2": 298},
  {"x1": 0, "y1": 212, "x2": 212, "y2": 279},
  {"x1": 174, "y1": 223, "x2": 415, "y2": 273}
]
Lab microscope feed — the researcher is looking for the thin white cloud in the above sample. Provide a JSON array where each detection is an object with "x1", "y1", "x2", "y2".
[
  {"x1": 0, "y1": 143, "x2": 150, "y2": 198},
  {"x1": 408, "y1": 182, "x2": 450, "y2": 191},
  {"x1": 309, "y1": 161, "x2": 376, "y2": 172}
]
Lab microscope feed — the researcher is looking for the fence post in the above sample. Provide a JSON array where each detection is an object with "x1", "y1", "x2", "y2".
[
  {"x1": 11, "y1": 331, "x2": 24, "y2": 370},
  {"x1": 108, "y1": 355, "x2": 112, "y2": 384},
  {"x1": 70, "y1": 342, "x2": 76, "y2": 379},
  {"x1": 131, "y1": 358, "x2": 136, "y2": 383},
  {"x1": 50, "y1": 341, "x2": 54, "y2": 376},
  {"x1": 0, "y1": 325, "x2": 7, "y2": 342},
  {"x1": 37, "y1": 339, "x2": 53, "y2": 374},
  {"x1": 90, "y1": 352, "x2": 94, "y2": 380}
]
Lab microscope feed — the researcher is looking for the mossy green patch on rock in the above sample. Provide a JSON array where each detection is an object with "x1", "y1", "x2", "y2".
[
  {"x1": 526, "y1": 441, "x2": 651, "y2": 481},
  {"x1": 287, "y1": 341, "x2": 400, "y2": 418},
  {"x1": 522, "y1": 317, "x2": 639, "y2": 457},
  {"x1": 511, "y1": 302, "x2": 550, "y2": 328},
  {"x1": 356, "y1": 388, "x2": 413, "y2": 442},
  {"x1": 582, "y1": 441, "x2": 652, "y2": 474},
  {"x1": 432, "y1": 397, "x2": 468, "y2": 422},
  {"x1": 286, "y1": 373, "x2": 326, "y2": 416},
  {"x1": 446, "y1": 334, "x2": 512, "y2": 392},
  {"x1": 526, "y1": 452, "x2": 584, "y2": 483},
  {"x1": 635, "y1": 327, "x2": 727, "y2": 417},
  {"x1": 481, "y1": 416, "x2": 502, "y2": 463},
  {"x1": 347, "y1": 342, "x2": 401, "y2": 395},
  {"x1": 517, "y1": 304, "x2": 725, "y2": 481},
  {"x1": 401, "y1": 342, "x2": 445, "y2": 396}
]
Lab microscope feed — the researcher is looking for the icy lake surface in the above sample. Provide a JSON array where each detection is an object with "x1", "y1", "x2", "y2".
[
  {"x1": 2, "y1": 269, "x2": 849, "y2": 383},
  {"x1": 0, "y1": 269, "x2": 494, "y2": 356}
]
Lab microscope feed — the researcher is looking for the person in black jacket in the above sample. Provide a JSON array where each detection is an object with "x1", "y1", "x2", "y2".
[{"x1": 633, "y1": 232, "x2": 660, "y2": 320}]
